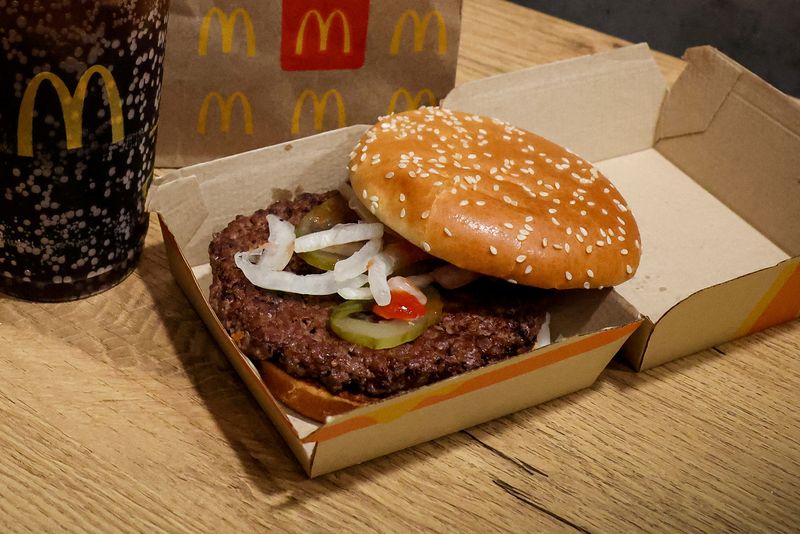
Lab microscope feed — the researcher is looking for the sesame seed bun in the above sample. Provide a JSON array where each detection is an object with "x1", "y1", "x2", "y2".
[{"x1": 349, "y1": 107, "x2": 641, "y2": 289}]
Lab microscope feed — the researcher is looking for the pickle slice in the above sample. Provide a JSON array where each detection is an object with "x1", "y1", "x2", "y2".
[
  {"x1": 295, "y1": 195, "x2": 358, "y2": 270},
  {"x1": 329, "y1": 287, "x2": 443, "y2": 349}
]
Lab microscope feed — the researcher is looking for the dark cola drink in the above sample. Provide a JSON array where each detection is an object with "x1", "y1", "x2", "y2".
[{"x1": 0, "y1": 0, "x2": 169, "y2": 301}]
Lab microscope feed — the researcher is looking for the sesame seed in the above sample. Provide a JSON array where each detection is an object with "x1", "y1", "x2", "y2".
[
  {"x1": 517, "y1": 234, "x2": 527, "y2": 241},
  {"x1": 524, "y1": 224, "x2": 533, "y2": 232},
  {"x1": 421, "y1": 211, "x2": 430, "y2": 219},
  {"x1": 399, "y1": 193, "x2": 406, "y2": 202},
  {"x1": 635, "y1": 239, "x2": 641, "y2": 249},
  {"x1": 459, "y1": 200, "x2": 469, "y2": 207},
  {"x1": 516, "y1": 255, "x2": 526, "y2": 263},
  {"x1": 369, "y1": 195, "x2": 379, "y2": 202},
  {"x1": 548, "y1": 208, "x2": 557, "y2": 214},
  {"x1": 493, "y1": 184, "x2": 500, "y2": 192},
  {"x1": 422, "y1": 241, "x2": 431, "y2": 252},
  {"x1": 586, "y1": 245, "x2": 593, "y2": 253},
  {"x1": 503, "y1": 222, "x2": 514, "y2": 229},
  {"x1": 596, "y1": 240, "x2": 605, "y2": 247},
  {"x1": 489, "y1": 246, "x2": 498, "y2": 255},
  {"x1": 566, "y1": 227, "x2": 573, "y2": 235},
  {"x1": 444, "y1": 227, "x2": 453, "y2": 237},
  {"x1": 475, "y1": 200, "x2": 486, "y2": 206},
  {"x1": 551, "y1": 217, "x2": 560, "y2": 226},
  {"x1": 579, "y1": 227, "x2": 588, "y2": 236},
  {"x1": 362, "y1": 189, "x2": 368, "y2": 199},
  {"x1": 564, "y1": 243, "x2": 571, "y2": 253},
  {"x1": 626, "y1": 264, "x2": 633, "y2": 274},
  {"x1": 542, "y1": 238, "x2": 548, "y2": 247},
  {"x1": 553, "y1": 244, "x2": 563, "y2": 250},
  {"x1": 565, "y1": 271, "x2": 573, "y2": 281},
  {"x1": 508, "y1": 279, "x2": 518, "y2": 284},
  {"x1": 617, "y1": 216, "x2": 626, "y2": 225},
  {"x1": 576, "y1": 234, "x2": 584, "y2": 243},
  {"x1": 400, "y1": 208, "x2": 406, "y2": 218},
  {"x1": 525, "y1": 216, "x2": 533, "y2": 222},
  {"x1": 621, "y1": 248, "x2": 629, "y2": 255},
  {"x1": 584, "y1": 282, "x2": 591, "y2": 289},
  {"x1": 587, "y1": 269, "x2": 594, "y2": 278},
  {"x1": 524, "y1": 265, "x2": 533, "y2": 274}
]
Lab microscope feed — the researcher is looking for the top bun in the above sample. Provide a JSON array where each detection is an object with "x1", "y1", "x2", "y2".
[{"x1": 348, "y1": 107, "x2": 641, "y2": 289}]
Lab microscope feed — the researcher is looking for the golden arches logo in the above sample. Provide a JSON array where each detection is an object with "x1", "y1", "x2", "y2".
[
  {"x1": 295, "y1": 9, "x2": 351, "y2": 54},
  {"x1": 387, "y1": 88, "x2": 437, "y2": 114},
  {"x1": 196, "y1": 91, "x2": 254, "y2": 135},
  {"x1": 389, "y1": 10, "x2": 447, "y2": 55},
  {"x1": 16, "y1": 65, "x2": 125, "y2": 157},
  {"x1": 291, "y1": 89, "x2": 346, "y2": 134},
  {"x1": 198, "y1": 7, "x2": 256, "y2": 57}
]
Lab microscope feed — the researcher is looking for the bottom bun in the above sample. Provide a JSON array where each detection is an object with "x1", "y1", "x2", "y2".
[{"x1": 258, "y1": 361, "x2": 373, "y2": 423}]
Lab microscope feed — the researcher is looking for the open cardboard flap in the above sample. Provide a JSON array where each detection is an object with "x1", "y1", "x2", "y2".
[
  {"x1": 147, "y1": 123, "x2": 640, "y2": 475},
  {"x1": 445, "y1": 43, "x2": 799, "y2": 370}
]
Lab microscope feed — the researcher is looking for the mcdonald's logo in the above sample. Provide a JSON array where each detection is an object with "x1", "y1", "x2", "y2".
[
  {"x1": 196, "y1": 91, "x2": 254, "y2": 135},
  {"x1": 389, "y1": 10, "x2": 447, "y2": 55},
  {"x1": 16, "y1": 65, "x2": 125, "y2": 157},
  {"x1": 281, "y1": 0, "x2": 369, "y2": 71},
  {"x1": 291, "y1": 89, "x2": 346, "y2": 135},
  {"x1": 387, "y1": 88, "x2": 437, "y2": 114},
  {"x1": 198, "y1": 7, "x2": 256, "y2": 57}
]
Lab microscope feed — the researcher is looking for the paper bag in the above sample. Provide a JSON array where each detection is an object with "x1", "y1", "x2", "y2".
[{"x1": 155, "y1": 0, "x2": 463, "y2": 167}]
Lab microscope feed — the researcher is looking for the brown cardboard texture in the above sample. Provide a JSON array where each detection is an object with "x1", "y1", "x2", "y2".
[
  {"x1": 444, "y1": 44, "x2": 799, "y2": 370},
  {"x1": 147, "y1": 126, "x2": 641, "y2": 476}
]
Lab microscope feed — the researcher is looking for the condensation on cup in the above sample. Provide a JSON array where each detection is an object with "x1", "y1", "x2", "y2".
[{"x1": 0, "y1": 0, "x2": 169, "y2": 301}]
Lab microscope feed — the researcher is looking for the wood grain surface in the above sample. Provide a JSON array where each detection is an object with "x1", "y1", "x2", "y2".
[{"x1": 1, "y1": 1, "x2": 797, "y2": 532}]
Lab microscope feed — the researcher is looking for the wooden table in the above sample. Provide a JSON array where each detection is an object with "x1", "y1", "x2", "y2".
[{"x1": 2, "y1": 1, "x2": 798, "y2": 531}]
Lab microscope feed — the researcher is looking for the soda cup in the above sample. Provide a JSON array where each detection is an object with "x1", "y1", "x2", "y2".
[{"x1": 0, "y1": 0, "x2": 169, "y2": 301}]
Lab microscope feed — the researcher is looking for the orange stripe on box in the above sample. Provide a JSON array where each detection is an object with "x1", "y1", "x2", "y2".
[
  {"x1": 303, "y1": 321, "x2": 640, "y2": 443},
  {"x1": 748, "y1": 263, "x2": 800, "y2": 335}
]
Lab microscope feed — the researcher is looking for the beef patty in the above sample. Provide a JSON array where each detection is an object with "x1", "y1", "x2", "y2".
[{"x1": 209, "y1": 192, "x2": 547, "y2": 399}]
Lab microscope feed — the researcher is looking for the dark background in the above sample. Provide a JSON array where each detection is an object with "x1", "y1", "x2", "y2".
[{"x1": 511, "y1": 0, "x2": 800, "y2": 96}]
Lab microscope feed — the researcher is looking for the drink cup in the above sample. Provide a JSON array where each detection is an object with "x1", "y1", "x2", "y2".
[{"x1": 0, "y1": 0, "x2": 169, "y2": 301}]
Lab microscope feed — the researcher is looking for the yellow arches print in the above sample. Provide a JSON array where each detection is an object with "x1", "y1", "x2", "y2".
[
  {"x1": 387, "y1": 88, "x2": 437, "y2": 115},
  {"x1": 295, "y1": 9, "x2": 351, "y2": 54},
  {"x1": 291, "y1": 89, "x2": 346, "y2": 134},
  {"x1": 198, "y1": 7, "x2": 256, "y2": 57},
  {"x1": 196, "y1": 91, "x2": 253, "y2": 135},
  {"x1": 16, "y1": 65, "x2": 125, "y2": 157},
  {"x1": 390, "y1": 10, "x2": 447, "y2": 55}
]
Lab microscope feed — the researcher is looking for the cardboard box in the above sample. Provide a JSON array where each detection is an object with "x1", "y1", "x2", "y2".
[
  {"x1": 147, "y1": 44, "x2": 799, "y2": 474},
  {"x1": 443, "y1": 44, "x2": 800, "y2": 370},
  {"x1": 147, "y1": 123, "x2": 641, "y2": 476}
]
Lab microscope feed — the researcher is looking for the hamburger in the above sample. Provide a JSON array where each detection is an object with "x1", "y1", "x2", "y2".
[{"x1": 209, "y1": 107, "x2": 641, "y2": 422}]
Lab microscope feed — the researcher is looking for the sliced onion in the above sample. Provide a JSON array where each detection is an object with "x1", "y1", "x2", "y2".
[
  {"x1": 534, "y1": 312, "x2": 551, "y2": 349},
  {"x1": 235, "y1": 254, "x2": 339, "y2": 295},
  {"x1": 338, "y1": 286, "x2": 374, "y2": 300},
  {"x1": 239, "y1": 214, "x2": 295, "y2": 272},
  {"x1": 339, "y1": 182, "x2": 380, "y2": 224},
  {"x1": 388, "y1": 276, "x2": 427, "y2": 305},
  {"x1": 294, "y1": 222, "x2": 383, "y2": 253},
  {"x1": 406, "y1": 274, "x2": 433, "y2": 289},
  {"x1": 334, "y1": 237, "x2": 382, "y2": 281},
  {"x1": 368, "y1": 253, "x2": 392, "y2": 305},
  {"x1": 431, "y1": 264, "x2": 481, "y2": 289}
]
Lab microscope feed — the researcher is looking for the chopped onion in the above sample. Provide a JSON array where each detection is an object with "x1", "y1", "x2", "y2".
[
  {"x1": 431, "y1": 264, "x2": 480, "y2": 289},
  {"x1": 238, "y1": 214, "x2": 295, "y2": 272},
  {"x1": 334, "y1": 237, "x2": 382, "y2": 281},
  {"x1": 339, "y1": 182, "x2": 380, "y2": 224},
  {"x1": 294, "y1": 222, "x2": 383, "y2": 253},
  {"x1": 368, "y1": 253, "x2": 392, "y2": 305},
  {"x1": 388, "y1": 276, "x2": 427, "y2": 305}
]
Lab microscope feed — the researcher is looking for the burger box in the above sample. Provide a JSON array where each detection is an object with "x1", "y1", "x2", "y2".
[
  {"x1": 146, "y1": 43, "x2": 799, "y2": 475},
  {"x1": 442, "y1": 43, "x2": 800, "y2": 371}
]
